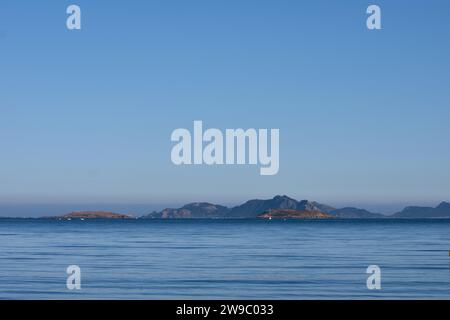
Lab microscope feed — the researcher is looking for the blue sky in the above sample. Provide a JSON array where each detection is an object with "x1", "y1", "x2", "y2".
[{"x1": 0, "y1": 1, "x2": 449, "y2": 213}]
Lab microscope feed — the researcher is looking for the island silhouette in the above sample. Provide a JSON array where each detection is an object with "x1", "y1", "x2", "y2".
[{"x1": 36, "y1": 195, "x2": 450, "y2": 220}]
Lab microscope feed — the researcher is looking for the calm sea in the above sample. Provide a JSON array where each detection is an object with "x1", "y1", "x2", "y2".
[{"x1": 0, "y1": 219, "x2": 448, "y2": 299}]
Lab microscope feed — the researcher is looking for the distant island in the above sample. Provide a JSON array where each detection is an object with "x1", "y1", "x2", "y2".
[
  {"x1": 141, "y1": 195, "x2": 450, "y2": 219},
  {"x1": 43, "y1": 211, "x2": 134, "y2": 220},
  {"x1": 31, "y1": 195, "x2": 450, "y2": 220},
  {"x1": 257, "y1": 209, "x2": 334, "y2": 220}
]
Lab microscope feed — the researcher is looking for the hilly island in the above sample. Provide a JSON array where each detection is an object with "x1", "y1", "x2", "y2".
[{"x1": 24, "y1": 195, "x2": 450, "y2": 220}]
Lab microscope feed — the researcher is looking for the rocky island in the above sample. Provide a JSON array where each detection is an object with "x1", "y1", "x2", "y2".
[
  {"x1": 44, "y1": 211, "x2": 134, "y2": 220},
  {"x1": 140, "y1": 195, "x2": 450, "y2": 219},
  {"x1": 257, "y1": 209, "x2": 334, "y2": 220}
]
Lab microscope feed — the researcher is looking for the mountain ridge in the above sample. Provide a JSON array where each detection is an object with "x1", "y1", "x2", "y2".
[
  {"x1": 140, "y1": 195, "x2": 450, "y2": 219},
  {"x1": 31, "y1": 196, "x2": 450, "y2": 220},
  {"x1": 392, "y1": 201, "x2": 450, "y2": 218}
]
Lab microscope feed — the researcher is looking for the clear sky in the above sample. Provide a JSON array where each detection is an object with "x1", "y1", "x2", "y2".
[{"x1": 0, "y1": 0, "x2": 449, "y2": 214}]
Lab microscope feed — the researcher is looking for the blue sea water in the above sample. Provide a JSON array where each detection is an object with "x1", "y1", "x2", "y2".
[{"x1": 0, "y1": 219, "x2": 448, "y2": 300}]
